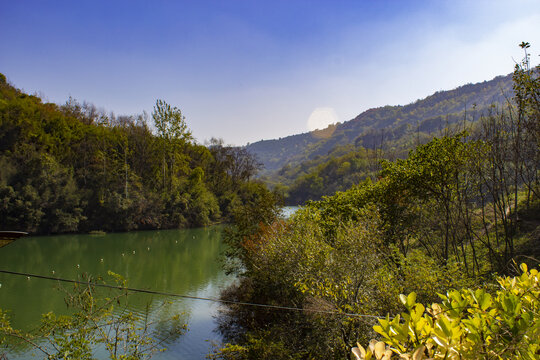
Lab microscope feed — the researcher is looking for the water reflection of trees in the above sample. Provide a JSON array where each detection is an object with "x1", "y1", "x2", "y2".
[
  {"x1": 1, "y1": 276, "x2": 191, "y2": 357},
  {"x1": 0, "y1": 227, "x2": 229, "y2": 341}
]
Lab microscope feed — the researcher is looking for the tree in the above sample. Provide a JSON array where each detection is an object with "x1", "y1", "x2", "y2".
[
  {"x1": 379, "y1": 133, "x2": 486, "y2": 267},
  {"x1": 152, "y1": 99, "x2": 192, "y2": 190},
  {"x1": 152, "y1": 100, "x2": 192, "y2": 144}
]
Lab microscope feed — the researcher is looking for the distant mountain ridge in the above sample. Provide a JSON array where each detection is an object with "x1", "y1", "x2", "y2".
[{"x1": 246, "y1": 74, "x2": 513, "y2": 172}]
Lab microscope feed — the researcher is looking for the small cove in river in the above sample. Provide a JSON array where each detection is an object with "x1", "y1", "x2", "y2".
[{"x1": 0, "y1": 227, "x2": 234, "y2": 359}]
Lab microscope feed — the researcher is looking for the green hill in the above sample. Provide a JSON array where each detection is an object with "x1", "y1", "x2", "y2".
[
  {"x1": 0, "y1": 73, "x2": 273, "y2": 234},
  {"x1": 247, "y1": 74, "x2": 513, "y2": 173}
]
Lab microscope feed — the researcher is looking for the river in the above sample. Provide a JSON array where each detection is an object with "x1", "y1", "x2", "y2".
[{"x1": 0, "y1": 227, "x2": 233, "y2": 359}]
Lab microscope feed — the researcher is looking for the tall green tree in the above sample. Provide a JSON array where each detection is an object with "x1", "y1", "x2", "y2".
[{"x1": 152, "y1": 99, "x2": 192, "y2": 190}]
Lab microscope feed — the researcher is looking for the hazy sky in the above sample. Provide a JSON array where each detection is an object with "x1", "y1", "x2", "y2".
[{"x1": 1, "y1": 0, "x2": 539, "y2": 145}]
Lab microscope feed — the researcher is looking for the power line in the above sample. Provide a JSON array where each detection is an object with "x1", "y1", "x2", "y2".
[{"x1": 0, "y1": 269, "x2": 381, "y2": 320}]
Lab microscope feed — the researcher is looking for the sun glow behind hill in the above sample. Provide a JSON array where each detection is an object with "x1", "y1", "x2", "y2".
[{"x1": 307, "y1": 107, "x2": 339, "y2": 131}]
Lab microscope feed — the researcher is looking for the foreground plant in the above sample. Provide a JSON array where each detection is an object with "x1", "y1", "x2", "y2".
[
  {"x1": 353, "y1": 263, "x2": 540, "y2": 359},
  {"x1": 1, "y1": 272, "x2": 186, "y2": 359}
]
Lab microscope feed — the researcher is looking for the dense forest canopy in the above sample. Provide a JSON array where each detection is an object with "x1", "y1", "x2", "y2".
[{"x1": 0, "y1": 73, "x2": 273, "y2": 234}]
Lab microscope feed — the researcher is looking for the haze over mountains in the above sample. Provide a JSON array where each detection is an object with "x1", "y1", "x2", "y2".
[{"x1": 246, "y1": 74, "x2": 513, "y2": 173}]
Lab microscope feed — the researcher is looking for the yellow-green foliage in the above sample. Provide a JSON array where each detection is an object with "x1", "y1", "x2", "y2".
[
  {"x1": 0, "y1": 78, "x2": 271, "y2": 234},
  {"x1": 353, "y1": 264, "x2": 540, "y2": 359}
]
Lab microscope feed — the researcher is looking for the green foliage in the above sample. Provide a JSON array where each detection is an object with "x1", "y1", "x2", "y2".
[
  {"x1": 222, "y1": 181, "x2": 283, "y2": 274},
  {"x1": 0, "y1": 150, "x2": 85, "y2": 233},
  {"x1": 217, "y1": 203, "x2": 476, "y2": 359},
  {"x1": 0, "y1": 273, "x2": 186, "y2": 359},
  {"x1": 217, "y1": 44, "x2": 540, "y2": 359},
  {"x1": 152, "y1": 99, "x2": 192, "y2": 191},
  {"x1": 0, "y1": 309, "x2": 18, "y2": 358},
  {"x1": 212, "y1": 331, "x2": 304, "y2": 360},
  {"x1": 0, "y1": 78, "x2": 271, "y2": 234},
  {"x1": 221, "y1": 122, "x2": 538, "y2": 356},
  {"x1": 248, "y1": 73, "x2": 513, "y2": 178},
  {"x1": 379, "y1": 132, "x2": 489, "y2": 262},
  {"x1": 152, "y1": 99, "x2": 192, "y2": 144},
  {"x1": 354, "y1": 264, "x2": 540, "y2": 360},
  {"x1": 280, "y1": 145, "x2": 380, "y2": 205},
  {"x1": 185, "y1": 167, "x2": 220, "y2": 227}
]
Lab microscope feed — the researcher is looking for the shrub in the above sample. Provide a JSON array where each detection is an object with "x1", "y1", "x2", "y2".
[{"x1": 353, "y1": 263, "x2": 540, "y2": 359}]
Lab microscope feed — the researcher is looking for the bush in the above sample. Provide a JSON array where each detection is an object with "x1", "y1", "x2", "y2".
[{"x1": 353, "y1": 263, "x2": 540, "y2": 359}]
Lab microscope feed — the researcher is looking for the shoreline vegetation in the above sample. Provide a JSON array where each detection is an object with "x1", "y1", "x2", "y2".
[
  {"x1": 0, "y1": 72, "x2": 277, "y2": 236},
  {"x1": 213, "y1": 44, "x2": 539, "y2": 359},
  {"x1": 0, "y1": 43, "x2": 539, "y2": 359}
]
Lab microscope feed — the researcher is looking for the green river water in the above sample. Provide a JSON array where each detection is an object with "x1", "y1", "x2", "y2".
[{"x1": 0, "y1": 227, "x2": 233, "y2": 359}]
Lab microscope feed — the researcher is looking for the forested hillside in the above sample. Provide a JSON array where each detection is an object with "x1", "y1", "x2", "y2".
[
  {"x1": 0, "y1": 73, "x2": 273, "y2": 234},
  {"x1": 247, "y1": 74, "x2": 513, "y2": 175},
  {"x1": 215, "y1": 49, "x2": 540, "y2": 359},
  {"x1": 259, "y1": 75, "x2": 515, "y2": 204}
]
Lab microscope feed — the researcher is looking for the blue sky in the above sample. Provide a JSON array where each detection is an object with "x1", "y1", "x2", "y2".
[{"x1": 1, "y1": 0, "x2": 539, "y2": 145}]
